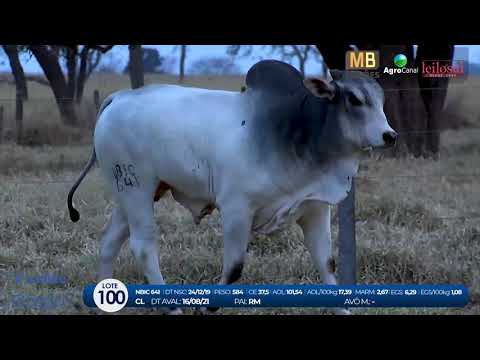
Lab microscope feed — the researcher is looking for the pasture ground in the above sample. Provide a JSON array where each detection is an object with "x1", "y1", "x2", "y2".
[{"x1": 0, "y1": 73, "x2": 479, "y2": 315}]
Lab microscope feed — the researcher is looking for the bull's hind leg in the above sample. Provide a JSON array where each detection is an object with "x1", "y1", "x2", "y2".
[
  {"x1": 118, "y1": 187, "x2": 182, "y2": 315},
  {"x1": 297, "y1": 201, "x2": 351, "y2": 315},
  {"x1": 98, "y1": 207, "x2": 129, "y2": 280}
]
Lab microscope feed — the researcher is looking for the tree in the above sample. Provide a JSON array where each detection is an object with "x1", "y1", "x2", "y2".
[
  {"x1": 160, "y1": 56, "x2": 178, "y2": 74},
  {"x1": 227, "y1": 45, "x2": 321, "y2": 77},
  {"x1": 68, "y1": 45, "x2": 113, "y2": 104},
  {"x1": 415, "y1": 45, "x2": 454, "y2": 155},
  {"x1": 2, "y1": 45, "x2": 28, "y2": 100},
  {"x1": 143, "y1": 48, "x2": 164, "y2": 73},
  {"x1": 376, "y1": 44, "x2": 427, "y2": 157},
  {"x1": 29, "y1": 45, "x2": 78, "y2": 126},
  {"x1": 65, "y1": 47, "x2": 77, "y2": 100},
  {"x1": 124, "y1": 47, "x2": 164, "y2": 74},
  {"x1": 28, "y1": 45, "x2": 114, "y2": 126},
  {"x1": 315, "y1": 44, "x2": 454, "y2": 158},
  {"x1": 157, "y1": 45, "x2": 188, "y2": 80},
  {"x1": 226, "y1": 45, "x2": 254, "y2": 58},
  {"x1": 75, "y1": 46, "x2": 103, "y2": 103},
  {"x1": 269, "y1": 45, "x2": 321, "y2": 77},
  {"x1": 97, "y1": 50, "x2": 122, "y2": 73},
  {"x1": 178, "y1": 45, "x2": 187, "y2": 82},
  {"x1": 2, "y1": 45, "x2": 28, "y2": 143},
  {"x1": 370, "y1": 44, "x2": 452, "y2": 157},
  {"x1": 128, "y1": 45, "x2": 144, "y2": 89}
]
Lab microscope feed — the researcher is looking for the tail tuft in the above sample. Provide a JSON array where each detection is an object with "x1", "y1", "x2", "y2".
[
  {"x1": 69, "y1": 207, "x2": 80, "y2": 222},
  {"x1": 67, "y1": 147, "x2": 97, "y2": 223}
]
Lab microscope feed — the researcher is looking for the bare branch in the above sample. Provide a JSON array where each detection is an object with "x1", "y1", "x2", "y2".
[
  {"x1": 86, "y1": 49, "x2": 102, "y2": 76},
  {"x1": 290, "y1": 45, "x2": 303, "y2": 60},
  {"x1": 302, "y1": 45, "x2": 310, "y2": 59},
  {"x1": 84, "y1": 45, "x2": 115, "y2": 54},
  {"x1": 227, "y1": 45, "x2": 253, "y2": 58}
]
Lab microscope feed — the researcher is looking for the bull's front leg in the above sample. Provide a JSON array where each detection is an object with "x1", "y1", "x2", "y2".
[
  {"x1": 297, "y1": 201, "x2": 351, "y2": 315},
  {"x1": 202, "y1": 199, "x2": 253, "y2": 314}
]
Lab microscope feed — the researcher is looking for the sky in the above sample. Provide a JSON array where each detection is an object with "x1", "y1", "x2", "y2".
[
  {"x1": 0, "y1": 45, "x2": 478, "y2": 76},
  {"x1": 0, "y1": 45, "x2": 326, "y2": 76}
]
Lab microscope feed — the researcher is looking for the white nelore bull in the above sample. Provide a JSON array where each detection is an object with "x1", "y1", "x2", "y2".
[{"x1": 68, "y1": 60, "x2": 397, "y2": 315}]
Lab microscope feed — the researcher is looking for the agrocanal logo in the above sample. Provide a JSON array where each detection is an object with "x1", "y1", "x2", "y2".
[
  {"x1": 393, "y1": 54, "x2": 407, "y2": 68},
  {"x1": 384, "y1": 53, "x2": 418, "y2": 75}
]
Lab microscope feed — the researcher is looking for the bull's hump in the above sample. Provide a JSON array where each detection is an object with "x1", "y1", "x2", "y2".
[{"x1": 246, "y1": 60, "x2": 305, "y2": 96}]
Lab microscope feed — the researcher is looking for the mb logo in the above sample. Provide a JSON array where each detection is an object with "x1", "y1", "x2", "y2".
[{"x1": 346, "y1": 50, "x2": 379, "y2": 70}]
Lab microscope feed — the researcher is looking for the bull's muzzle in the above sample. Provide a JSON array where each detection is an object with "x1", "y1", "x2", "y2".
[{"x1": 382, "y1": 131, "x2": 398, "y2": 147}]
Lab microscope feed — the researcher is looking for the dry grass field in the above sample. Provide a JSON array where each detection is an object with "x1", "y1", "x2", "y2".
[{"x1": 0, "y1": 73, "x2": 479, "y2": 315}]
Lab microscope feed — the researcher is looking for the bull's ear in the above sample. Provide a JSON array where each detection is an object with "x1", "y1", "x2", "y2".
[{"x1": 303, "y1": 78, "x2": 336, "y2": 100}]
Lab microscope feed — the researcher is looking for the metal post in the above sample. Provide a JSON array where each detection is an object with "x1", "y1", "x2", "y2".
[{"x1": 338, "y1": 177, "x2": 356, "y2": 285}]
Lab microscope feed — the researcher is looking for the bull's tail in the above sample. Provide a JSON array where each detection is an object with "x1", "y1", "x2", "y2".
[
  {"x1": 68, "y1": 92, "x2": 117, "y2": 222},
  {"x1": 67, "y1": 147, "x2": 97, "y2": 222}
]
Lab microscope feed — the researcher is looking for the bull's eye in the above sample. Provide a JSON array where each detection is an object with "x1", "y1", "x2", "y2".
[{"x1": 347, "y1": 92, "x2": 362, "y2": 106}]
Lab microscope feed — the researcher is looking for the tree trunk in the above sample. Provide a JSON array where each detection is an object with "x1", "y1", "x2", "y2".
[
  {"x1": 128, "y1": 45, "x2": 144, "y2": 89},
  {"x1": 76, "y1": 48, "x2": 103, "y2": 104},
  {"x1": 179, "y1": 45, "x2": 187, "y2": 83},
  {"x1": 347, "y1": 43, "x2": 424, "y2": 156},
  {"x1": 300, "y1": 45, "x2": 311, "y2": 77},
  {"x1": 316, "y1": 43, "x2": 450, "y2": 158},
  {"x1": 29, "y1": 45, "x2": 78, "y2": 126},
  {"x1": 66, "y1": 46, "x2": 77, "y2": 100},
  {"x1": 289, "y1": 45, "x2": 306, "y2": 77},
  {"x1": 76, "y1": 46, "x2": 89, "y2": 104},
  {"x1": 298, "y1": 59, "x2": 305, "y2": 77},
  {"x1": 2, "y1": 45, "x2": 28, "y2": 100},
  {"x1": 415, "y1": 45, "x2": 454, "y2": 156},
  {"x1": 375, "y1": 45, "x2": 427, "y2": 157}
]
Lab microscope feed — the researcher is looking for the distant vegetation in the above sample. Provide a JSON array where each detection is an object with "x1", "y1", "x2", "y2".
[{"x1": 189, "y1": 56, "x2": 241, "y2": 76}]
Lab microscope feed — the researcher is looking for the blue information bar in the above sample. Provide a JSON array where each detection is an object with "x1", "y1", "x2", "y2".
[{"x1": 83, "y1": 284, "x2": 469, "y2": 308}]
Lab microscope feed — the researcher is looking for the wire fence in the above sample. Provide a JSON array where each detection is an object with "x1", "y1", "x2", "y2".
[
  {"x1": 0, "y1": 79, "x2": 479, "y2": 285},
  {"x1": 1, "y1": 172, "x2": 480, "y2": 185},
  {"x1": 0, "y1": 175, "x2": 478, "y2": 222},
  {"x1": 0, "y1": 80, "x2": 479, "y2": 105}
]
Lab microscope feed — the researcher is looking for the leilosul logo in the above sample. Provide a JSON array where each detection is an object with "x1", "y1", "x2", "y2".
[
  {"x1": 421, "y1": 60, "x2": 465, "y2": 78},
  {"x1": 384, "y1": 54, "x2": 418, "y2": 75}
]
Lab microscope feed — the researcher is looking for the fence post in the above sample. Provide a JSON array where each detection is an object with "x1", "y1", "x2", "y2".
[
  {"x1": 338, "y1": 177, "x2": 356, "y2": 285},
  {"x1": 94, "y1": 89, "x2": 100, "y2": 112},
  {"x1": 0, "y1": 105, "x2": 3, "y2": 144},
  {"x1": 93, "y1": 89, "x2": 100, "y2": 130},
  {"x1": 15, "y1": 91, "x2": 23, "y2": 144}
]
